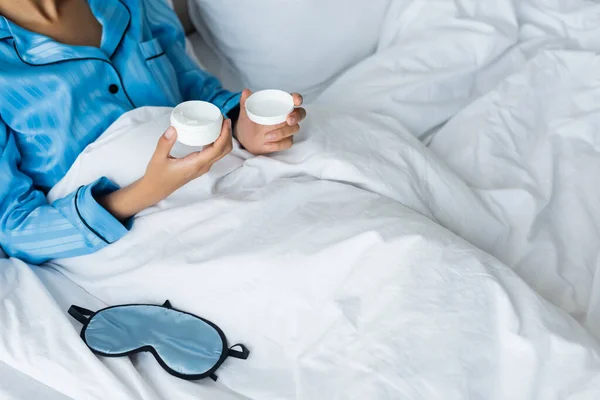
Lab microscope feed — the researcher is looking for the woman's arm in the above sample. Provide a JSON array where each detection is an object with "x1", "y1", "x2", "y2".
[
  {"x1": 0, "y1": 119, "x2": 131, "y2": 264},
  {"x1": 97, "y1": 178, "x2": 159, "y2": 221},
  {"x1": 0, "y1": 120, "x2": 233, "y2": 264},
  {"x1": 143, "y1": 0, "x2": 241, "y2": 116},
  {"x1": 142, "y1": 0, "x2": 307, "y2": 154},
  {"x1": 99, "y1": 122, "x2": 235, "y2": 219}
]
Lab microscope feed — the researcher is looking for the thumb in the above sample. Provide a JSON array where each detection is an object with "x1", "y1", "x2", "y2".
[
  {"x1": 154, "y1": 126, "x2": 177, "y2": 159},
  {"x1": 239, "y1": 89, "x2": 252, "y2": 116}
]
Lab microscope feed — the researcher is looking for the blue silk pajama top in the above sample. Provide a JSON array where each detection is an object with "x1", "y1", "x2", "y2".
[{"x1": 0, "y1": 0, "x2": 241, "y2": 264}]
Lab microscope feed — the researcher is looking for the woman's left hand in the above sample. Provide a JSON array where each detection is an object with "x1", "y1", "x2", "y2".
[{"x1": 234, "y1": 89, "x2": 306, "y2": 155}]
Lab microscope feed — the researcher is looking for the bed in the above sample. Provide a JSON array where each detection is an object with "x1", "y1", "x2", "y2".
[{"x1": 3, "y1": 0, "x2": 600, "y2": 399}]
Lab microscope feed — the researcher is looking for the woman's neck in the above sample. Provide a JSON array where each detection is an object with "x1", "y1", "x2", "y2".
[
  {"x1": 0, "y1": 0, "x2": 101, "y2": 48},
  {"x1": 0, "y1": 0, "x2": 63, "y2": 24}
]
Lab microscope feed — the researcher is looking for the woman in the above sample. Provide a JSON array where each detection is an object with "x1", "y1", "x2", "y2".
[{"x1": 0, "y1": 0, "x2": 306, "y2": 264}]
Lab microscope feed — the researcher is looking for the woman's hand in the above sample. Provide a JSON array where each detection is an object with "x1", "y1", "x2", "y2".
[
  {"x1": 98, "y1": 120, "x2": 233, "y2": 220},
  {"x1": 234, "y1": 89, "x2": 306, "y2": 155},
  {"x1": 143, "y1": 120, "x2": 233, "y2": 199}
]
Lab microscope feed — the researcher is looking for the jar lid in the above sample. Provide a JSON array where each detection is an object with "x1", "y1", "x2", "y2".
[{"x1": 245, "y1": 90, "x2": 294, "y2": 126}]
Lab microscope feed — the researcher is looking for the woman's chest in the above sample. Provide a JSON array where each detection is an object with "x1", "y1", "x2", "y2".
[{"x1": 14, "y1": 0, "x2": 103, "y2": 48}]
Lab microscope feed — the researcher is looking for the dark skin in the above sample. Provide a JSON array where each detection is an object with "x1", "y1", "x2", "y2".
[
  {"x1": 0, "y1": 0, "x2": 307, "y2": 220},
  {"x1": 0, "y1": 0, "x2": 102, "y2": 47}
]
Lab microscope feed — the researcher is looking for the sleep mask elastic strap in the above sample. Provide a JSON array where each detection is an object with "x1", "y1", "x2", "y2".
[
  {"x1": 68, "y1": 305, "x2": 94, "y2": 324},
  {"x1": 228, "y1": 344, "x2": 250, "y2": 360}
]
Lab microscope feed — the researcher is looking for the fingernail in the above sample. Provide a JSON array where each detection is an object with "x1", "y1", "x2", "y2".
[
  {"x1": 288, "y1": 118, "x2": 296, "y2": 125},
  {"x1": 265, "y1": 133, "x2": 276, "y2": 141},
  {"x1": 164, "y1": 127, "x2": 174, "y2": 139}
]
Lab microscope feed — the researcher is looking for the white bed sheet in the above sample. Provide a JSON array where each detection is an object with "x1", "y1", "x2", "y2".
[
  {"x1": 0, "y1": 258, "x2": 249, "y2": 400},
  {"x1": 4, "y1": 0, "x2": 600, "y2": 399}
]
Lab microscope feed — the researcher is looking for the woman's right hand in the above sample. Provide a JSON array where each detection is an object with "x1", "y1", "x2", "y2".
[
  {"x1": 143, "y1": 119, "x2": 233, "y2": 200},
  {"x1": 98, "y1": 120, "x2": 232, "y2": 221}
]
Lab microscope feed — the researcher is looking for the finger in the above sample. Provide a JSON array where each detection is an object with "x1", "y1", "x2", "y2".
[
  {"x1": 208, "y1": 119, "x2": 233, "y2": 160},
  {"x1": 264, "y1": 136, "x2": 293, "y2": 152},
  {"x1": 177, "y1": 145, "x2": 215, "y2": 168},
  {"x1": 154, "y1": 126, "x2": 177, "y2": 159},
  {"x1": 192, "y1": 165, "x2": 211, "y2": 180},
  {"x1": 239, "y1": 88, "x2": 252, "y2": 117},
  {"x1": 212, "y1": 137, "x2": 233, "y2": 163},
  {"x1": 286, "y1": 107, "x2": 307, "y2": 125},
  {"x1": 264, "y1": 124, "x2": 300, "y2": 143},
  {"x1": 178, "y1": 119, "x2": 232, "y2": 168},
  {"x1": 291, "y1": 93, "x2": 303, "y2": 106},
  {"x1": 190, "y1": 131, "x2": 233, "y2": 179}
]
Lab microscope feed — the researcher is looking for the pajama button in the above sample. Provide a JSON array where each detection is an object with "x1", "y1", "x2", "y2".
[{"x1": 108, "y1": 84, "x2": 119, "y2": 94}]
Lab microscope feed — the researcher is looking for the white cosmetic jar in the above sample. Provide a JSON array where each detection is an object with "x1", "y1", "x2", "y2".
[{"x1": 170, "y1": 101, "x2": 223, "y2": 158}]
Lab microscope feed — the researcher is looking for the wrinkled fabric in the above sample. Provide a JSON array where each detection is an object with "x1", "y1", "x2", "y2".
[{"x1": 4, "y1": 0, "x2": 600, "y2": 399}]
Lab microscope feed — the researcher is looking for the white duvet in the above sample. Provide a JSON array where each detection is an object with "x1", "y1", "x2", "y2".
[{"x1": 4, "y1": 0, "x2": 600, "y2": 399}]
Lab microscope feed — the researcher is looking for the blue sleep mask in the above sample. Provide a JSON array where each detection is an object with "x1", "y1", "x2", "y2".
[{"x1": 68, "y1": 300, "x2": 249, "y2": 381}]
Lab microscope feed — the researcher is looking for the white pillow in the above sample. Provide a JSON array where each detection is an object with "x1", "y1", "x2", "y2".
[
  {"x1": 188, "y1": 0, "x2": 390, "y2": 100},
  {"x1": 187, "y1": 31, "x2": 245, "y2": 92}
]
